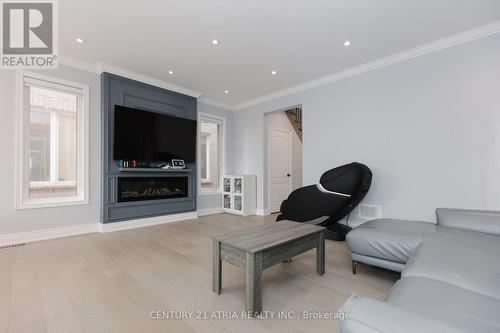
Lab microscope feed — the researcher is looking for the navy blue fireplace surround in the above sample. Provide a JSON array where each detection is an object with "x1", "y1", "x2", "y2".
[{"x1": 101, "y1": 73, "x2": 197, "y2": 223}]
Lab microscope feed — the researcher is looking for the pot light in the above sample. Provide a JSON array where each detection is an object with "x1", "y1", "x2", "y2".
[
  {"x1": 211, "y1": 39, "x2": 219, "y2": 45},
  {"x1": 75, "y1": 38, "x2": 84, "y2": 44},
  {"x1": 168, "y1": 70, "x2": 174, "y2": 75},
  {"x1": 271, "y1": 70, "x2": 277, "y2": 75},
  {"x1": 344, "y1": 40, "x2": 351, "y2": 47},
  {"x1": 224, "y1": 90, "x2": 229, "y2": 94}
]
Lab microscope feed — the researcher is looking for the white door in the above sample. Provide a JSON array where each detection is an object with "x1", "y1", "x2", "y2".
[{"x1": 269, "y1": 128, "x2": 292, "y2": 213}]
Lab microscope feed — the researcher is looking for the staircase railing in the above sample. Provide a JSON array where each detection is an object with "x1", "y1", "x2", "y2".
[{"x1": 284, "y1": 107, "x2": 303, "y2": 141}]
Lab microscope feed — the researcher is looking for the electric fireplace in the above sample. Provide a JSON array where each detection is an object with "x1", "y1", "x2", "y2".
[{"x1": 117, "y1": 177, "x2": 188, "y2": 202}]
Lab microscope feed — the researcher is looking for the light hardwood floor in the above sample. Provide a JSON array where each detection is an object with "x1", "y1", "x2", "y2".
[{"x1": 0, "y1": 214, "x2": 399, "y2": 333}]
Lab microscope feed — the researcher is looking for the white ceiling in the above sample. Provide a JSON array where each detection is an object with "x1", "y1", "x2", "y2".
[{"x1": 59, "y1": 0, "x2": 500, "y2": 107}]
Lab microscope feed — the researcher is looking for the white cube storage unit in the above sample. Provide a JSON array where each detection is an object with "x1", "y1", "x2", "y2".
[{"x1": 222, "y1": 175, "x2": 256, "y2": 216}]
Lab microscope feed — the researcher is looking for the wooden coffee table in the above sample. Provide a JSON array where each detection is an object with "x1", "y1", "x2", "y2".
[{"x1": 212, "y1": 221, "x2": 326, "y2": 315}]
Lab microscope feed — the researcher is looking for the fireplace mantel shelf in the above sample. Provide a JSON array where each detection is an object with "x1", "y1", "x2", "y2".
[{"x1": 118, "y1": 167, "x2": 193, "y2": 173}]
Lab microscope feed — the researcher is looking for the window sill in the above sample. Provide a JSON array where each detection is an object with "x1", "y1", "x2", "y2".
[
  {"x1": 16, "y1": 197, "x2": 89, "y2": 210},
  {"x1": 198, "y1": 191, "x2": 222, "y2": 196}
]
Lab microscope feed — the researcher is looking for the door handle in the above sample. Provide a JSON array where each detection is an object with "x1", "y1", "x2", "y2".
[{"x1": 287, "y1": 174, "x2": 291, "y2": 177}]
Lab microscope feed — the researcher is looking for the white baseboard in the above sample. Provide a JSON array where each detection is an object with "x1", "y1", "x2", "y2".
[
  {"x1": 0, "y1": 212, "x2": 199, "y2": 247},
  {"x1": 3, "y1": 212, "x2": 369, "y2": 248},
  {"x1": 100, "y1": 212, "x2": 198, "y2": 233},
  {"x1": 0, "y1": 223, "x2": 100, "y2": 247},
  {"x1": 256, "y1": 208, "x2": 271, "y2": 216},
  {"x1": 197, "y1": 208, "x2": 224, "y2": 216}
]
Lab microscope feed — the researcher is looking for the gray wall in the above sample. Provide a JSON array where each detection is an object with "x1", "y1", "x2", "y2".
[
  {"x1": 0, "y1": 65, "x2": 101, "y2": 234},
  {"x1": 232, "y1": 33, "x2": 500, "y2": 222},
  {"x1": 2, "y1": 33, "x2": 498, "y2": 233},
  {"x1": 0, "y1": 67, "x2": 233, "y2": 235},
  {"x1": 197, "y1": 102, "x2": 234, "y2": 212}
]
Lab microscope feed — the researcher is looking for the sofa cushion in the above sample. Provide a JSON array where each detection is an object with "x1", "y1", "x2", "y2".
[
  {"x1": 339, "y1": 293, "x2": 468, "y2": 333},
  {"x1": 346, "y1": 218, "x2": 436, "y2": 264},
  {"x1": 386, "y1": 277, "x2": 500, "y2": 332},
  {"x1": 402, "y1": 237, "x2": 500, "y2": 300}
]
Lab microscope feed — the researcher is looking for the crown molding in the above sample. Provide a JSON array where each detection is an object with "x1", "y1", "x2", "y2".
[
  {"x1": 232, "y1": 20, "x2": 500, "y2": 110},
  {"x1": 58, "y1": 21, "x2": 500, "y2": 110},
  {"x1": 58, "y1": 56, "x2": 232, "y2": 108},
  {"x1": 58, "y1": 55, "x2": 100, "y2": 73},
  {"x1": 96, "y1": 62, "x2": 202, "y2": 98},
  {"x1": 58, "y1": 56, "x2": 203, "y2": 98},
  {"x1": 198, "y1": 96, "x2": 236, "y2": 111}
]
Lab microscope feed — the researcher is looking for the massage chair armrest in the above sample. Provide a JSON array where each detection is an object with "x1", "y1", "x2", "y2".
[
  {"x1": 279, "y1": 185, "x2": 351, "y2": 222},
  {"x1": 436, "y1": 208, "x2": 500, "y2": 236},
  {"x1": 338, "y1": 294, "x2": 467, "y2": 333}
]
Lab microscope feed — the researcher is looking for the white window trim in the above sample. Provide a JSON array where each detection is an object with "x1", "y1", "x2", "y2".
[
  {"x1": 200, "y1": 133, "x2": 210, "y2": 181},
  {"x1": 15, "y1": 71, "x2": 90, "y2": 209},
  {"x1": 198, "y1": 112, "x2": 226, "y2": 195}
]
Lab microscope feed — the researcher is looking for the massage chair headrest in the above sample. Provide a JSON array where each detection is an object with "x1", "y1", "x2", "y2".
[{"x1": 319, "y1": 162, "x2": 372, "y2": 195}]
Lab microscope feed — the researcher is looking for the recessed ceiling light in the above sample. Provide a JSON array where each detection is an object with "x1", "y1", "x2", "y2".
[
  {"x1": 344, "y1": 40, "x2": 351, "y2": 47},
  {"x1": 211, "y1": 39, "x2": 219, "y2": 45},
  {"x1": 271, "y1": 70, "x2": 277, "y2": 75},
  {"x1": 168, "y1": 70, "x2": 174, "y2": 75},
  {"x1": 224, "y1": 90, "x2": 229, "y2": 94},
  {"x1": 75, "y1": 38, "x2": 84, "y2": 44}
]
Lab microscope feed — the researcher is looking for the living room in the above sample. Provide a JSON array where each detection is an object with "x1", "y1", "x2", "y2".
[{"x1": 1, "y1": 1, "x2": 500, "y2": 332}]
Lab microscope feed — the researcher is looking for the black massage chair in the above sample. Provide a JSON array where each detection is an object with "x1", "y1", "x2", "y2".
[{"x1": 276, "y1": 162, "x2": 372, "y2": 240}]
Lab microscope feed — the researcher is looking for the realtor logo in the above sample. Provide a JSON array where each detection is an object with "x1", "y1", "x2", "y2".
[{"x1": 1, "y1": 0, "x2": 58, "y2": 68}]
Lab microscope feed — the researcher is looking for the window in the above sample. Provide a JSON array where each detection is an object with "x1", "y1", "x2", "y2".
[
  {"x1": 200, "y1": 134, "x2": 209, "y2": 180},
  {"x1": 199, "y1": 114, "x2": 225, "y2": 193},
  {"x1": 17, "y1": 72, "x2": 89, "y2": 208}
]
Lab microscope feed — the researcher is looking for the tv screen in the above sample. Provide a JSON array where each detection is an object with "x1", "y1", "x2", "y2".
[{"x1": 113, "y1": 105, "x2": 197, "y2": 162}]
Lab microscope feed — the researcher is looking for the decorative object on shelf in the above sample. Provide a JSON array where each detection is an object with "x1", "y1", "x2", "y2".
[
  {"x1": 118, "y1": 159, "x2": 138, "y2": 168},
  {"x1": 149, "y1": 161, "x2": 167, "y2": 168},
  {"x1": 117, "y1": 167, "x2": 192, "y2": 173},
  {"x1": 234, "y1": 178, "x2": 242, "y2": 193},
  {"x1": 170, "y1": 159, "x2": 186, "y2": 169},
  {"x1": 116, "y1": 160, "x2": 189, "y2": 171},
  {"x1": 223, "y1": 178, "x2": 231, "y2": 192},
  {"x1": 222, "y1": 175, "x2": 256, "y2": 216}
]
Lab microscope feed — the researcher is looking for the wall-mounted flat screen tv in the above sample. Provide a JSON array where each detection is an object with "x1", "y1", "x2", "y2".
[{"x1": 113, "y1": 105, "x2": 197, "y2": 162}]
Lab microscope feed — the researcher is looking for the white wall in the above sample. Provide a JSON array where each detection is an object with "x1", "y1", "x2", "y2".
[
  {"x1": 232, "y1": 33, "x2": 500, "y2": 222},
  {"x1": 197, "y1": 102, "x2": 234, "y2": 213},
  {"x1": 264, "y1": 110, "x2": 303, "y2": 211},
  {"x1": 0, "y1": 65, "x2": 101, "y2": 234}
]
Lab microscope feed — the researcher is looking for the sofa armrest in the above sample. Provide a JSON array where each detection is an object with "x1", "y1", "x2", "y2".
[
  {"x1": 436, "y1": 208, "x2": 500, "y2": 236},
  {"x1": 338, "y1": 294, "x2": 467, "y2": 333}
]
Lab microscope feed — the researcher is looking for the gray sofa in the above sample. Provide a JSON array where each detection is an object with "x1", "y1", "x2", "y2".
[{"x1": 339, "y1": 208, "x2": 500, "y2": 333}]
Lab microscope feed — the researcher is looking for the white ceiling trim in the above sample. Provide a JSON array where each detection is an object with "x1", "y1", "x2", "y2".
[
  {"x1": 197, "y1": 97, "x2": 234, "y2": 110},
  {"x1": 59, "y1": 20, "x2": 500, "y2": 110},
  {"x1": 58, "y1": 56, "x2": 203, "y2": 98},
  {"x1": 95, "y1": 62, "x2": 202, "y2": 98},
  {"x1": 232, "y1": 20, "x2": 500, "y2": 111},
  {"x1": 59, "y1": 55, "x2": 100, "y2": 74}
]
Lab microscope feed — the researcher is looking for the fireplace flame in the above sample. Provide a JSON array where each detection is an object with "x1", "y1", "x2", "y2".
[{"x1": 121, "y1": 187, "x2": 183, "y2": 199}]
